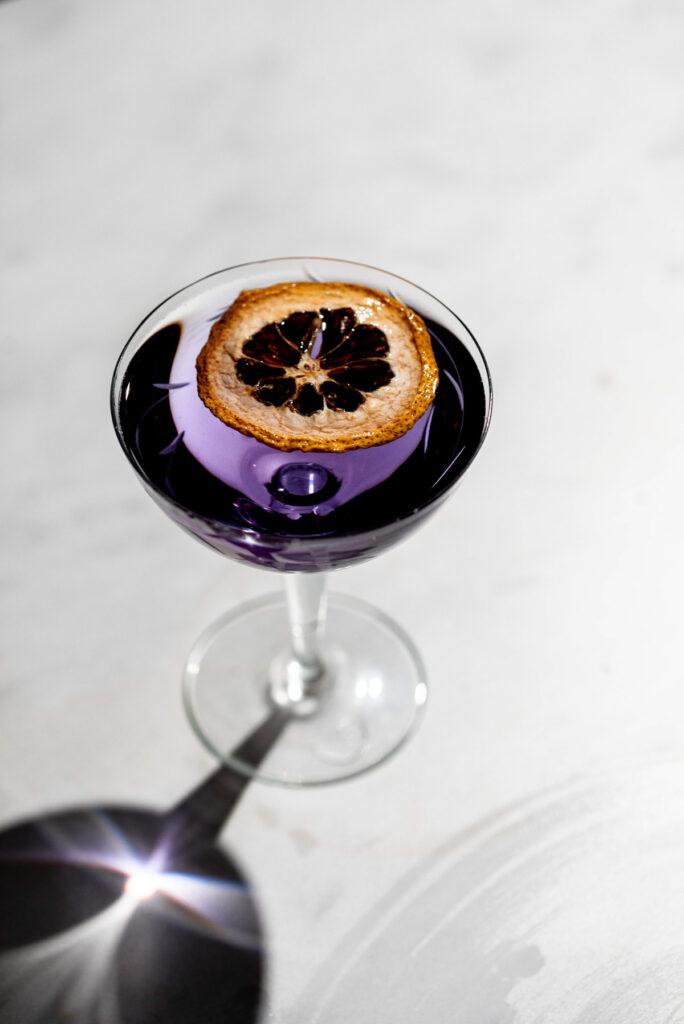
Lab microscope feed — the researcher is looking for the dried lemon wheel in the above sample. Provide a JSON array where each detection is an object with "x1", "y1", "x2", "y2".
[{"x1": 196, "y1": 281, "x2": 439, "y2": 453}]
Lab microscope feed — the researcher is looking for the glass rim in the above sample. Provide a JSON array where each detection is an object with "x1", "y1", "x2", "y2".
[{"x1": 110, "y1": 255, "x2": 493, "y2": 541}]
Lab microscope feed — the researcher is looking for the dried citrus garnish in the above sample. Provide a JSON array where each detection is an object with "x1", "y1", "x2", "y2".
[{"x1": 196, "y1": 281, "x2": 439, "y2": 452}]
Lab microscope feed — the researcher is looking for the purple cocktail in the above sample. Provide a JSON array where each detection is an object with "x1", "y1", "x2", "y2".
[{"x1": 112, "y1": 258, "x2": 492, "y2": 784}]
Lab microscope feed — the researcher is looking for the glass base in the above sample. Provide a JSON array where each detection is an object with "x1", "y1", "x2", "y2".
[{"x1": 182, "y1": 592, "x2": 428, "y2": 786}]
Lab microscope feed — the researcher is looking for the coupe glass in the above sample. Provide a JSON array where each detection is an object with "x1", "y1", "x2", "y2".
[{"x1": 111, "y1": 258, "x2": 492, "y2": 785}]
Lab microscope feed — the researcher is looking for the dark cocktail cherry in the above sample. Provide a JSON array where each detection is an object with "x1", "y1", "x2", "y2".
[{"x1": 235, "y1": 308, "x2": 394, "y2": 416}]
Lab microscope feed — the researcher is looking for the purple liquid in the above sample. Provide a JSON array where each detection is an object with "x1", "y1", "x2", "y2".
[
  {"x1": 165, "y1": 297, "x2": 431, "y2": 517},
  {"x1": 114, "y1": 312, "x2": 488, "y2": 572}
]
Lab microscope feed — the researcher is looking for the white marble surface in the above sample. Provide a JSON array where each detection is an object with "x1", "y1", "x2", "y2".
[{"x1": 2, "y1": 0, "x2": 684, "y2": 1020}]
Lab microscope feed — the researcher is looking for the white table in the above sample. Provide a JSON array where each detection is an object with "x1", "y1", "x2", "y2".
[{"x1": 2, "y1": 1, "x2": 684, "y2": 1020}]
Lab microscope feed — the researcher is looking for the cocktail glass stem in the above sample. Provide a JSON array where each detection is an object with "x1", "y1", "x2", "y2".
[{"x1": 269, "y1": 572, "x2": 330, "y2": 715}]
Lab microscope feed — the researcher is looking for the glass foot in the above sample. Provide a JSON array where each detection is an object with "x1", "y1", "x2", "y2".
[{"x1": 182, "y1": 591, "x2": 427, "y2": 786}]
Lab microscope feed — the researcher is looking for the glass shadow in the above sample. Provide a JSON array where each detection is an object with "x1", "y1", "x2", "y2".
[{"x1": 0, "y1": 709, "x2": 288, "y2": 1024}]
